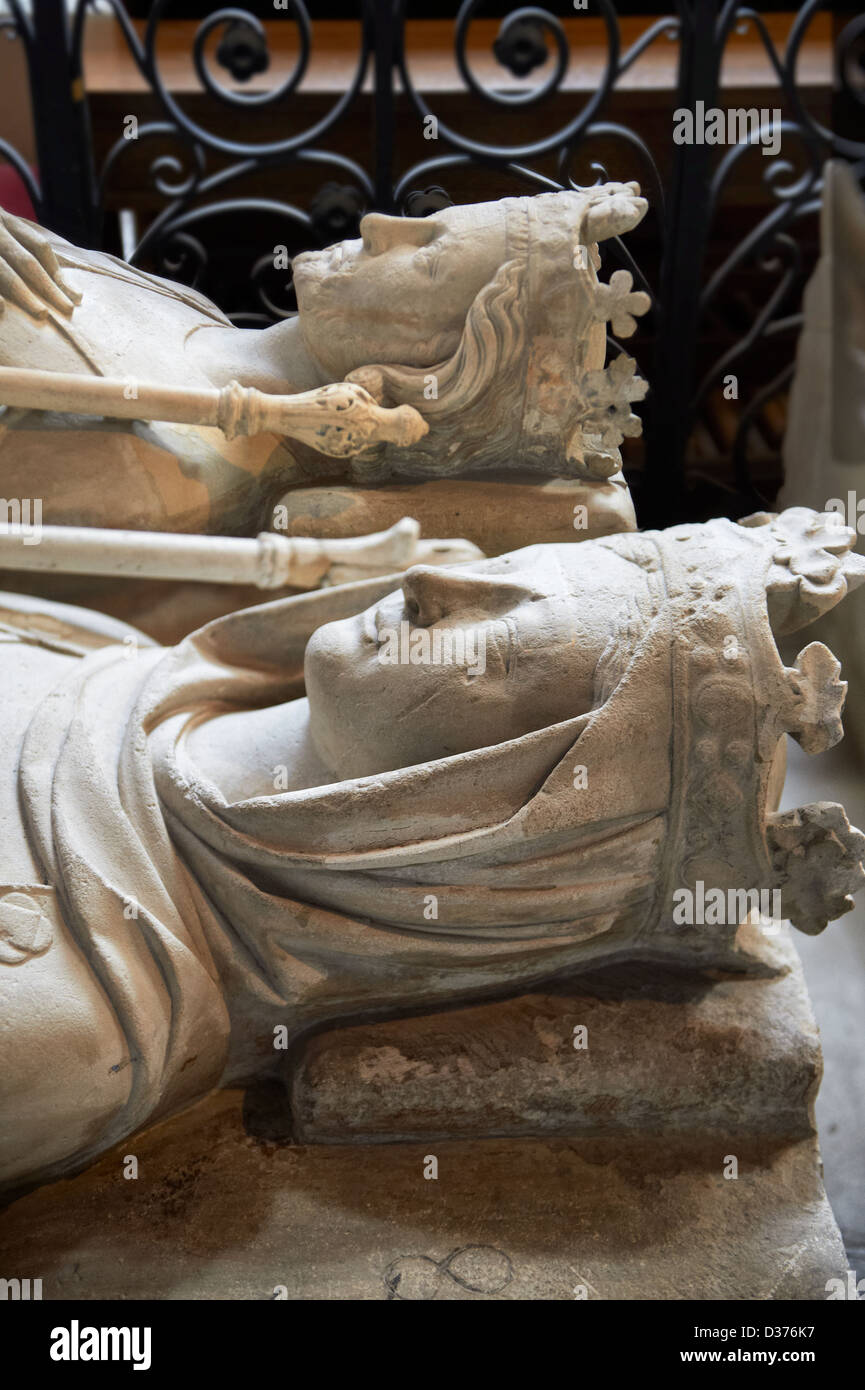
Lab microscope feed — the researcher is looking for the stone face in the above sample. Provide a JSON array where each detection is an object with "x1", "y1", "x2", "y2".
[{"x1": 290, "y1": 928, "x2": 822, "y2": 1147}]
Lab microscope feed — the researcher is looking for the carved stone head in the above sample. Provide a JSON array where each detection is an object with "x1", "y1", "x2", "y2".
[{"x1": 291, "y1": 183, "x2": 650, "y2": 482}]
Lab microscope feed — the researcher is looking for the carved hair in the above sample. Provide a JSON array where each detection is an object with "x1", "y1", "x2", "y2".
[
  {"x1": 314, "y1": 187, "x2": 649, "y2": 480},
  {"x1": 345, "y1": 257, "x2": 529, "y2": 482}
]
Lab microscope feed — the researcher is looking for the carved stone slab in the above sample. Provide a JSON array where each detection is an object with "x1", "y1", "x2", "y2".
[
  {"x1": 289, "y1": 927, "x2": 820, "y2": 1146},
  {"x1": 0, "y1": 933, "x2": 846, "y2": 1301}
]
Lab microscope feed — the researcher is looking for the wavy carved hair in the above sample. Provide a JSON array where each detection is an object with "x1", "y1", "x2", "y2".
[{"x1": 344, "y1": 256, "x2": 530, "y2": 482}]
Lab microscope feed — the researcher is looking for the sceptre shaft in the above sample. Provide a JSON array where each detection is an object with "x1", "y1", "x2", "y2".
[
  {"x1": 0, "y1": 367, "x2": 428, "y2": 457},
  {"x1": 0, "y1": 518, "x2": 483, "y2": 590}
]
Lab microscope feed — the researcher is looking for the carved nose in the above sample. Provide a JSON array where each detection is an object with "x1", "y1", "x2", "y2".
[
  {"x1": 401, "y1": 565, "x2": 541, "y2": 627},
  {"x1": 361, "y1": 213, "x2": 436, "y2": 256}
]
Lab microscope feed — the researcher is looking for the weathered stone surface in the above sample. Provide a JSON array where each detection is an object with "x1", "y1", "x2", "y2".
[
  {"x1": 274, "y1": 473, "x2": 636, "y2": 557},
  {"x1": 0, "y1": 934, "x2": 847, "y2": 1301},
  {"x1": 0, "y1": 1092, "x2": 845, "y2": 1300},
  {"x1": 290, "y1": 928, "x2": 822, "y2": 1146}
]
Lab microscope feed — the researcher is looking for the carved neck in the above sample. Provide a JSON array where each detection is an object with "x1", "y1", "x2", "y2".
[{"x1": 193, "y1": 315, "x2": 329, "y2": 396}]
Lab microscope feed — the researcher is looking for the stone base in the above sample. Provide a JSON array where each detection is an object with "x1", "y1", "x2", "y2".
[
  {"x1": 0, "y1": 1101, "x2": 845, "y2": 1300},
  {"x1": 276, "y1": 472, "x2": 636, "y2": 555},
  {"x1": 0, "y1": 929, "x2": 847, "y2": 1300},
  {"x1": 289, "y1": 927, "x2": 822, "y2": 1145}
]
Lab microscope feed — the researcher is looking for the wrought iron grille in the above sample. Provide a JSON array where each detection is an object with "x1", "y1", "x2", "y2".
[{"x1": 0, "y1": 0, "x2": 863, "y2": 526}]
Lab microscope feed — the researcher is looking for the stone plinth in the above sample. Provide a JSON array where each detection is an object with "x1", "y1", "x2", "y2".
[
  {"x1": 0, "y1": 1104, "x2": 844, "y2": 1300},
  {"x1": 289, "y1": 929, "x2": 820, "y2": 1146},
  {"x1": 0, "y1": 928, "x2": 846, "y2": 1300}
]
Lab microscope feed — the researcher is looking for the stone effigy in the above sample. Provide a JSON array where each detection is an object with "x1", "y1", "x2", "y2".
[
  {"x1": 0, "y1": 181, "x2": 650, "y2": 493},
  {"x1": 0, "y1": 183, "x2": 861, "y2": 1301},
  {"x1": 0, "y1": 184, "x2": 648, "y2": 638},
  {"x1": 0, "y1": 505, "x2": 862, "y2": 1235}
]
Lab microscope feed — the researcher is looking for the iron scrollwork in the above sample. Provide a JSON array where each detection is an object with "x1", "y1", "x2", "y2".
[
  {"x1": 70, "y1": 0, "x2": 374, "y2": 318},
  {"x1": 681, "y1": 1, "x2": 865, "y2": 518}
]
